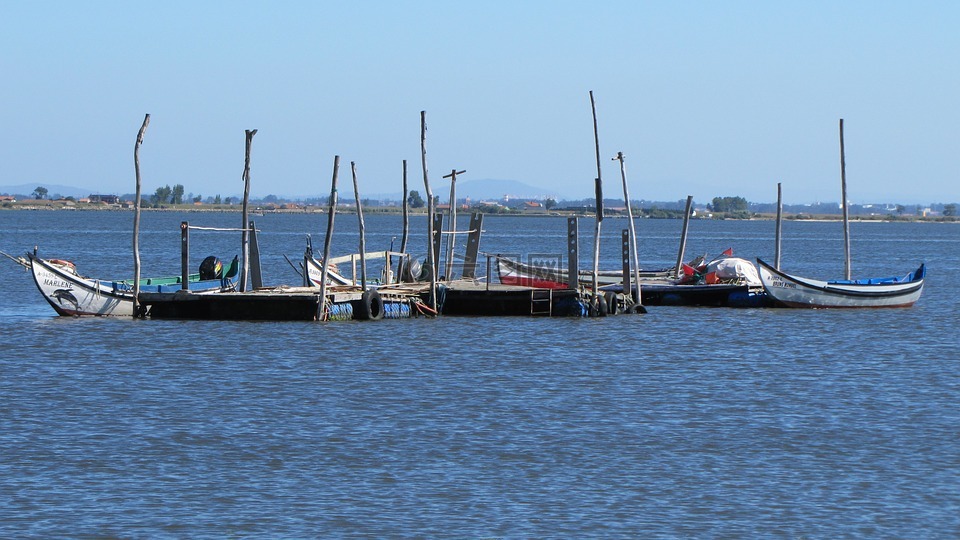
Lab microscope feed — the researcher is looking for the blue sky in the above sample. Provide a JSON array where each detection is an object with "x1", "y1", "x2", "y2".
[{"x1": 1, "y1": 1, "x2": 957, "y2": 204}]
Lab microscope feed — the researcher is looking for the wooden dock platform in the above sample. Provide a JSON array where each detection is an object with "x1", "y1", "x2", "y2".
[{"x1": 139, "y1": 286, "x2": 418, "y2": 321}]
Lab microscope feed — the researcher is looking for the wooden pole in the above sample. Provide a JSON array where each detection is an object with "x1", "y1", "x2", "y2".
[
  {"x1": 443, "y1": 169, "x2": 466, "y2": 280},
  {"x1": 592, "y1": 177, "x2": 603, "y2": 302},
  {"x1": 249, "y1": 220, "x2": 262, "y2": 289},
  {"x1": 775, "y1": 182, "x2": 783, "y2": 270},
  {"x1": 180, "y1": 221, "x2": 189, "y2": 290},
  {"x1": 621, "y1": 229, "x2": 631, "y2": 297},
  {"x1": 461, "y1": 212, "x2": 483, "y2": 278},
  {"x1": 421, "y1": 111, "x2": 437, "y2": 312},
  {"x1": 614, "y1": 152, "x2": 642, "y2": 304},
  {"x1": 397, "y1": 159, "x2": 409, "y2": 280},
  {"x1": 675, "y1": 195, "x2": 694, "y2": 278},
  {"x1": 318, "y1": 156, "x2": 340, "y2": 319},
  {"x1": 589, "y1": 91, "x2": 603, "y2": 302},
  {"x1": 589, "y1": 92, "x2": 603, "y2": 196},
  {"x1": 839, "y1": 118, "x2": 851, "y2": 280},
  {"x1": 351, "y1": 161, "x2": 367, "y2": 291},
  {"x1": 240, "y1": 129, "x2": 257, "y2": 292},
  {"x1": 567, "y1": 217, "x2": 579, "y2": 290},
  {"x1": 132, "y1": 113, "x2": 149, "y2": 317}
]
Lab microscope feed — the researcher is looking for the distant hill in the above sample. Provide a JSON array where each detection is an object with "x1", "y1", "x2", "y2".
[
  {"x1": 363, "y1": 178, "x2": 564, "y2": 203},
  {"x1": 454, "y1": 178, "x2": 564, "y2": 201},
  {"x1": 0, "y1": 183, "x2": 98, "y2": 199}
]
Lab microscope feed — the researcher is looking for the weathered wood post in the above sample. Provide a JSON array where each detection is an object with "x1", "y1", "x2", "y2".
[
  {"x1": 318, "y1": 156, "x2": 340, "y2": 320},
  {"x1": 775, "y1": 182, "x2": 783, "y2": 270},
  {"x1": 613, "y1": 151, "x2": 642, "y2": 304},
  {"x1": 397, "y1": 159, "x2": 409, "y2": 280},
  {"x1": 675, "y1": 195, "x2": 694, "y2": 278},
  {"x1": 589, "y1": 91, "x2": 603, "y2": 306},
  {"x1": 421, "y1": 111, "x2": 437, "y2": 312},
  {"x1": 249, "y1": 220, "x2": 262, "y2": 289},
  {"x1": 351, "y1": 161, "x2": 368, "y2": 292},
  {"x1": 461, "y1": 212, "x2": 483, "y2": 278},
  {"x1": 592, "y1": 177, "x2": 604, "y2": 303},
  {"x1": 180, "y1": 221, "x2": 189, "y2": 290},
  {"x1": 839, "y1": 118, "x2": 851, "y2": 280},
  {"x1": 486, "y1": 255, "x2": 492, "y2": 291},
  {"x1": 567, "y1": 217, "x2": 579, "y2": 290},
  {"x1": 132, "y1": 113, "x2": 150, "y2": 317},
  {"x1": 443, "y1": 168, "x2": 466, "y2": 280},
  {"x1": 432, "y1": 213, "x2": 443, "y2": 280},
  {"x1": 621, "y1": 229, "x2": 631, "y2": 296},
  {"x1": 240, "y1": 129, "x2": 257, "y2": 292}
]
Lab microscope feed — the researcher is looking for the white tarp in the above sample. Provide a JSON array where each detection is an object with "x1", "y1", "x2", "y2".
[{"x1": 706, "y1": 257, "x2": 762, "y2": 286}]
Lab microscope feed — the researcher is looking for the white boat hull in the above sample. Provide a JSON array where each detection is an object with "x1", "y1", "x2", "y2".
[
  {"x1": 756, "y1": 258, "x2": 924, "y2": 308},
  {"x1": 29, "y1": 255, "x2": 236, "y2": 317}
]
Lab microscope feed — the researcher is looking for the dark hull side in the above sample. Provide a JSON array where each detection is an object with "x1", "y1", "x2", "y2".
[
  {"x1": 603, "y1": 282, "x2": 770, "y2": 307},
  {"x1": 141, "y1": 292, "x2": 323, "y2": 321},
  {"x1": 432, "y1": 287, "x2": 587, "y2": 317}
]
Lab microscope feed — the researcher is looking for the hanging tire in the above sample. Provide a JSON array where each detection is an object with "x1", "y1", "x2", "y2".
[
  {"x1": 604, "y1": 292, "x2": 618, "y2": 315},
  {"x1": 596, "y1": 295, "x2": 607, "y2": 317},
  {"x1": 355, "y1": 289, "x2": 384, "y2": 321}
]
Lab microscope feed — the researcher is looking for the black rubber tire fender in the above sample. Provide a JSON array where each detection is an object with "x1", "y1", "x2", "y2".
[{"x1": 356, "y1": 289, "x2": 384, "y2": 321}]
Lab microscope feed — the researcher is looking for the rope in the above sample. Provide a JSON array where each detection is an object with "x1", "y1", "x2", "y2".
[
  {"x1": 437, "y1": 228, "x2": 483, "y2": 235},
  {"x1": 412, "y1": 298, "x2": 438, "y2": 316},
  {"x1": 187, "y1": 226, "x2": 258, "y2": 232}
]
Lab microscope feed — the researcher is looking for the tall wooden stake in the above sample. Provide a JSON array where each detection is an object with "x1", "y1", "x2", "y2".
[
  {"x1": 351, "y1": 161, "x2": 368, "y2": 291},
  {"x1": 775, "y1": 182, "x2": 783, "y2": 270},
  {"x1": 839, "y1": 118, "x2": 851, "y2": 279},
  {"x1": 589, "y1": 91, "x2": 603, "y2": 301},
  {"x1": 567, "y1": 217, "x2": 580, "y2": 290},
  {"x1": 240, "y1": 129, "x2": 257, "y2": 292},
  {"x1": 421, "y1": 111, "x2": 437, "y2": 311},
  {"x1": 180, "y1": 221, "x2": 189, "y2": 290},
  {"x1": 397, "y1": 159, "x2": 409, "y2": 280},
  {"x1": 318, "y1": 156, "x2": 340, "y2": 319},
  {"x1": 675, "y1": 195, "x2": 694, "y2": 278},
  {"x1": 614, "y1": 152, "x2": 642, "y2": 304},
  {"x1": 132, "y1": 113, "x2": 150, "y2": 318},
  {"x1": 443, "y1": 168, "x2": 466, "y2": 280}
]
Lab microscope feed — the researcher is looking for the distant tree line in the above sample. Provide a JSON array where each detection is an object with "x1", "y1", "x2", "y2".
[{"x1": 13, "y1": 184, "x2": 960, "y2": 220}]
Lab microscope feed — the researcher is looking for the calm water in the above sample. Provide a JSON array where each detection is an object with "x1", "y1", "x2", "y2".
[{"x1": 1, "y1": 210, "x2": 958, "y2": 537}]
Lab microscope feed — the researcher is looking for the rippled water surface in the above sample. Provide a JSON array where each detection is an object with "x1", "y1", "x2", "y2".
[{"x1": 1, "y1": 210, "x2": 958, "y2": 537}]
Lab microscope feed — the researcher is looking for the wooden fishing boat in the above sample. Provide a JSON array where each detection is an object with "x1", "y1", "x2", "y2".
[
  {"x1": 497, "y1": 253, "x2": 768, "y2": 307},
  {"x1": 22, "y1": 252, "x2": 239, "y2": 316},
  {"x1": 756, "y1": 258, "x2": 925, "y2": 308},
  {"x1": 495, "y1": 254, "x2": 674, "y2": 289},
  {"x1": 304, "y1": 250, "x2": 408, "y2": 288},
  {"x1": 756, "y1": 120, "x2": 926, "y2": 309}
]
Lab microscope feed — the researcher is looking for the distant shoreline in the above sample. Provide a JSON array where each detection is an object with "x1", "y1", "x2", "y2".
[{"x1": 2, "y1": 202, "x2": 957, "y2": 223}]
